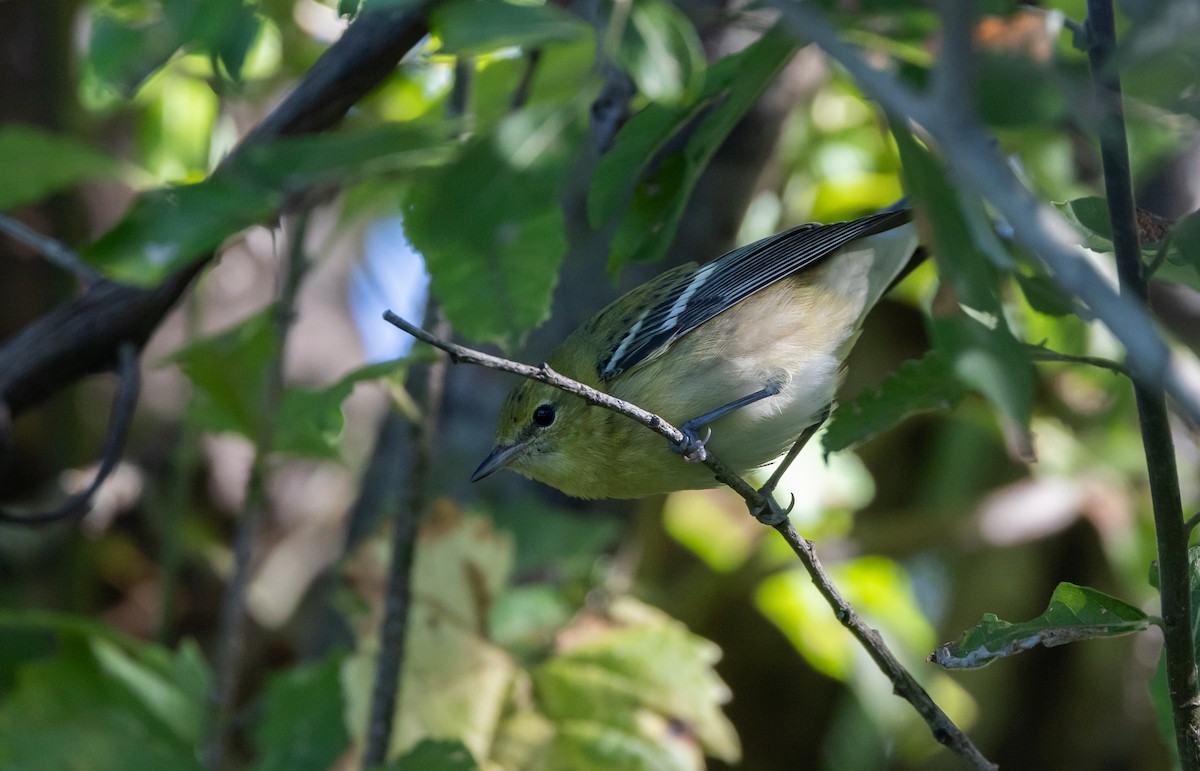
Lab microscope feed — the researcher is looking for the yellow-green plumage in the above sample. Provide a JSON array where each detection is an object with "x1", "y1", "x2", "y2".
[{"x1": 475, "y1": 211, "x2": 919, "y2": 499}]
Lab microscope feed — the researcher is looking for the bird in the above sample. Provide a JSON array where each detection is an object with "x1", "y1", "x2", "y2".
[{"x1": 471, "y1": 208, "x2": 920, "y2": 499}]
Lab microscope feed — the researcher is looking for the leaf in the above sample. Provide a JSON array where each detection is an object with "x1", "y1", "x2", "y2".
[
  {"x1": 928, "y1": 582, "x2": 1149, "y2": 669},
  {"x1": 433, "y1": 0, "x2": 588, "y2": 54},
  {"x1": 1155, "y1": 208, "x2": 1200, "y2": 291},
  {"x1": 615, "y1": 0, "x2": 706, "y2": 105},
  {"x1": 0, "y1": 125, "x2": 127, "y2": 209},
  {"x1": 823, "y1": 351, "x2": 967, "y2": 453},
  {"x1": 893, "y1": 121, "x2": 1005, "y2": 315},
  {"x1": 252, "y1": 654, "x2": 350, "y2": 771},
  {"x1": 342, "y1": 506, "x2": 517, "y2": 761},
  {"x1": 403, "y1": 107, "x2": 573, "y2": 349},
  {"x1": 930, "y1": 314, "x2": 1035, "y2": 457},
  {"x1": 388, "y1": 740, "x2": 479, "y2": 771},
  {"x1": 0, "y1": 611, "x2": 208, "y2": 771},
  {"x1": 86, "y1": 124, "x2": 452, "y2": 285},
  {"x1": 172, "y1": 310, "x2": 409, "y2": 459},
  {"x1": 1014, "y1": 272, "x2": 1081, "y2": 317},
  {"x1": 591, "y1": 25, "x2": 797, "y2": 271},
  {"x1": 531, "y1": 597, "x2": 740, "y2": 765}
]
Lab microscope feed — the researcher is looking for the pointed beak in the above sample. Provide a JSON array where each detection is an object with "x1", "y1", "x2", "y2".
[{"x1": 471, "y1": 442, "x2": 526, "y2": 482}]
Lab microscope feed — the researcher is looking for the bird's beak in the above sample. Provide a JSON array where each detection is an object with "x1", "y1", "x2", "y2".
[{"x1": 471, "y1": 442, "x2": 526, "y2": 482}]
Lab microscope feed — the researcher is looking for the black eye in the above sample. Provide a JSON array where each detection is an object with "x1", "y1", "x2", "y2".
[{"x1": 532, "y1": 403, "x2": 556, "y2": 428}]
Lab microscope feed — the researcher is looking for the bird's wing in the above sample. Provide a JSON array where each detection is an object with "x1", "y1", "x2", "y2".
[{"x1": 596, "y1": 208, "x2": 912, "y2": 380}]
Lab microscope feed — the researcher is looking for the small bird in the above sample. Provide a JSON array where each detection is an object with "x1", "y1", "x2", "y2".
[{"x1": 472, "y1": 209, "x2": 920, "y2": 499}]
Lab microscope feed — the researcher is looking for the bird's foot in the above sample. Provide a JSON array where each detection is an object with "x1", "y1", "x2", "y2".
[{"x1": 670, "y1": 425, "x2": 711, "y2": 463}]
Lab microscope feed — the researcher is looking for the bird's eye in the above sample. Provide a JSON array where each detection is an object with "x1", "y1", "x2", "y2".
[{"x1": 532, "y1": 403, "x2": 556, "y2": 428}]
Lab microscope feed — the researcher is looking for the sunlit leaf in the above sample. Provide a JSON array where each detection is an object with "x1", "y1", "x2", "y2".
[
  {"x1": 86, "y1": 124, "x2": 451, "y2": 285},
  {"x1": 823, "y1": 350, "x2": 967, "y2": 453},
  {"x1": 342, "y1": 505, "x2": 516, "y2": 762},
  {"x1": 404, "y1": 106, "x2": 574, "y2": 348},
  {"x1": 929, "y1": 582, "x2": 1149, "y2": 669}
]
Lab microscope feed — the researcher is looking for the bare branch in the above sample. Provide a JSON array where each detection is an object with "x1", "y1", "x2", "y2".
[{"x1": 0, "y1": 213, "x2": 102, "y2": 285}]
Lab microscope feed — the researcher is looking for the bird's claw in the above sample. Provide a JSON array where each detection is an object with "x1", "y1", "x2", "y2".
[
  {"x1": 754, "y1": 493, "x2": 795, "y2": 526},
  {"x1": 671, "y1": 426, "x2": 711, "y2": 463}
]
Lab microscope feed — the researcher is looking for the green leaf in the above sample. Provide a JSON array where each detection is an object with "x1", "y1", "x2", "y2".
[
  {"x1": 591, "y1": 25, "x2": 797, "y2": 271},
  {"x1": 823, "y1": 351, "x2": 967, "y2": 453},
  {"x1": 976, "y1": 51, "x2": 1070, "y2": 127},
  {"x1": 615, "y1": 0, "x2": 706, "y2": 105},
  {"x1": 86, "y1": 124, "x2": 451, "y2": 285},
  {"x1": 387, "y1": 739, "x2": 479, "y2": 771},
  {"x1": 404, "y1": 107, "x2": 574, "y2": 348},
  {"x1": 172, "y1": 310, "x2": 409, "y2": 459},
  {"x1": 0, "y1": 611, "x2": 208, "y2": 771},
  {"x1": 1155, "y1": 209, "x2": 1200, "y2": 291},
  {"x1": 1014, "y1": 271, "x2": 1081, "y2": 317},
  {"x1": 893, "y1": 121, "x2": 1005, "y2": 315},
  {"x1": 433, "y1": 0, "x2": 589, "y2": 54},
  {"x1": 930, "y1": 314, "x2": 1035, "y2": 454},
  {"x1": 252, "y1": 653, "x2": 351, "y2": 771},
  {"x1": 531, "y1": 598, "x2": 739, "y2": 764},
  {"x1": 0, "y1": 125, "x2": 127, "y2": 209},
  {"x1": 929, "y1": 582, "x2": 1149, "y2": 669}
]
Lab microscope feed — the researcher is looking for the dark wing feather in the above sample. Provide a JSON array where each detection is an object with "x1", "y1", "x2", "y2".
[{"x1": 598, "y1": 209, "x2": 912, "y2": 380}]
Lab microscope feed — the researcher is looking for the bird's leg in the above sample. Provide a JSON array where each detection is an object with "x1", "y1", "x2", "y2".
[
  {"x1": 754, "y1": 404, "x2": 831, "y2": 525},
  {"x1": 671, "y1": 382, "x2": 783, "y2": 463}
]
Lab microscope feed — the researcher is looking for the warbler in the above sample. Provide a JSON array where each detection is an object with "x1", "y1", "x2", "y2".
[{"x1": 472, "y1": 209, "x2": 919, "y2": 499}]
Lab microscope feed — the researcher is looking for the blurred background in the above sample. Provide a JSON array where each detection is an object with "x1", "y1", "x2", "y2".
[{"x1": 1, "y1": 0, "x2": 1198, "y2": 768}]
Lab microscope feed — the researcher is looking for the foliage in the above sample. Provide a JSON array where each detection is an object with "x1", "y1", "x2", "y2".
[{"x1": 3, "y1": 0, "x2": 1200, "y2": 769}]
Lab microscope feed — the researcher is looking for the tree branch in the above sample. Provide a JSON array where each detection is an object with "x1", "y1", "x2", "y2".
[
  {"x1": 771, "y1": 0, "x2": 1200, "y2": 426},
  {"x1": 381, "y1": 311, "x2": 996, "y2": 770},
  {"x1": 1085, "y1": 0, "x2": 1200, "y2": 765},
  {"x1": 0, "y1": 5, "x2": 431, "y2": 422}
]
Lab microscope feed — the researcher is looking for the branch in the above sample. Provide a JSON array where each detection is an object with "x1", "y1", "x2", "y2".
[
  {"x1": 0, "y1": 4, "x2": 432, "y2": 422},
  {"x1": 0, "y1": 343, "x2": 139, "y2": 525},
  {"x1": 362, "y1": 311, "x2": 449, "y2": 768},
  {"x1": 203, "y1": 212, "x2": 312, "y2": 769},
  {"x1": 381, "y1": 311, "x2": 996, "y2": 770},
  {"x1": 1085, "y1": 0, "x2": 1200, "y2": 765},
  {"x1": 771, "y1": 0, "x2": 1200, "y2": 426},
  {"x1": 0, "y1": 212, "x2": 101, "y2": 285}
]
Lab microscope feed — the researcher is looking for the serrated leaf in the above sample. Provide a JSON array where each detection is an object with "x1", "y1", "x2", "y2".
[
  {"x1": 931, "y1": 314, "x2": 1035, "y2": 455},
  {"x1": 252, "y1": 654, "x2": 350, "y2": 771},
  {"x1": 404, "y1": 107, "x2": 573, "y2": 349},
  {"x1": 86, "y1": 125, "x2": 452, "y2": 285},
  {"x1": 823, "y1": 351, "x2": 966, "y2": 453},
  {"x1": 591, "y1": 25, "x2": 796, "y2": 271},
  {"x1": 433, "y1": 0, "x2": 588, "y2": 54},
  {"x1": 0, "y1": 125, "x2": 128, "y2": 210},
  {"x1": 929, "y1": 582, "x2": 1149, "y2": 669}
]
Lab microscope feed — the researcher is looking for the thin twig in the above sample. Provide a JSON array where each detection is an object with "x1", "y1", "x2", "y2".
[
  {"x1": 1145, "y1": 231, "x2": 1174, "y2": 278},
  {"x1": 362, "y1": 311, "x2": 449, "y2": 768},
  {"x1": 509, "y1": 49, "x2": 542, "y2": 111},
  {"x1": 1024, "y1": 343, "x2": 1130, "y2": 377},
  {"x1": 1085, "y1": 1, "x2": 1200, "y2": 765},
  {"x1": 380, "y1": 311, "x2": 995, "y2": 770},
  {"x1": 0, "y1": 212, "x2": 102, "y2": 285},
  {"x1": 203, "y1": 212, "x2": 311, "y2": 769},
  {"x1": 0, "y1": 343, "x2": 139, "y2": 525}
]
